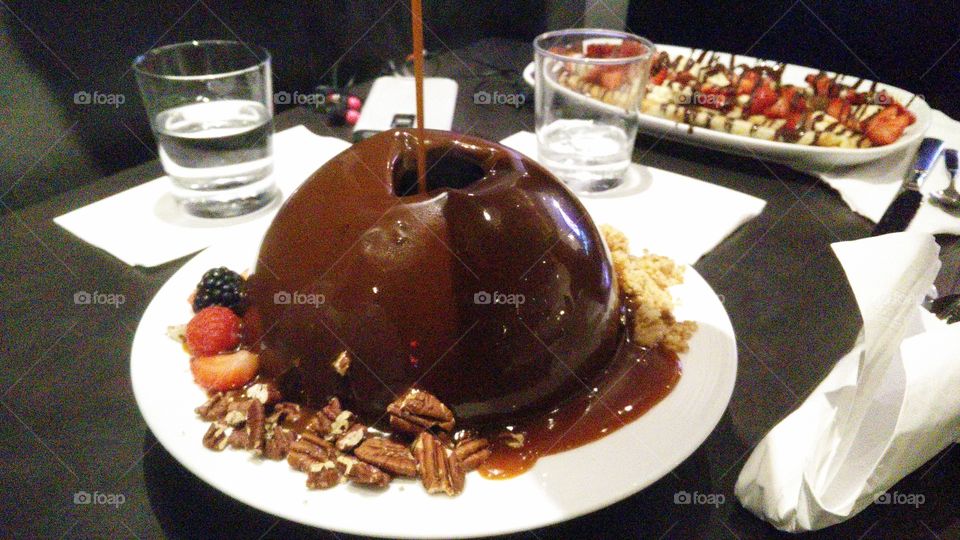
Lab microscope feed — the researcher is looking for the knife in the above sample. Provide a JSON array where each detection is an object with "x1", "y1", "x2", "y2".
[{"x1": 871, "y1": 137, "x2": 945, "y2": 236}]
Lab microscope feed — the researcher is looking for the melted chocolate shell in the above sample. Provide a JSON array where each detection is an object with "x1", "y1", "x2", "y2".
[{"x1": 244, "y1": 129, "x2": 622, "y2": 427}]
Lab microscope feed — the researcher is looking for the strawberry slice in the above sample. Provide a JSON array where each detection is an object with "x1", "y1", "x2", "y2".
[
  {"x1": 650, "y1": 69, "x2": 668, "y2": 86},
  {"x1": 586, "y1": 43, "x2": 616, "y2": 58},
  {"x1": 826, "y1": 98, "x2": 851, "y2": 122},
  {"x1": 737, "y1": 71, "x2": 760, "y2": 95},
  {"x1": 765, "y1": 96, "x2": 792, "y2": 119},
  {"x1": 749, "y1": 82, "x2": 777, "y2": 115},
  {"x1": 185, "y1": 306, "x2": 240, "y2": 357},
  {"x1": 600, "y1": 69, "x2": 624, "y2": 89},
  {"x1": 785, "y1": 111, "x2": 804, "y2": 130},
  {"x1": 190, "y1": 350, "x2": 260, "y2": 391}
]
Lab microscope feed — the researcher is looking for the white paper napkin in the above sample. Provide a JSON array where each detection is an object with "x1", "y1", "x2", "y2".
[
  {"x1": 818, "y1": 109, "x2": 960, "y2": 235},
  {"x1": 735, "y1": 232, "x2": 960, "y2": 532},
  {"x1": 54, "y1": 126, "x2": 351, "y2": 267},
  {"x1": 499, "y1": 131, "x2": 767, "y2": 264}
]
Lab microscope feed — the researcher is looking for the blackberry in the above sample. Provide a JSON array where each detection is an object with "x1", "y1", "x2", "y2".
[{"x1": 193, "y1": 267, "x2": 247, "y2": 314}]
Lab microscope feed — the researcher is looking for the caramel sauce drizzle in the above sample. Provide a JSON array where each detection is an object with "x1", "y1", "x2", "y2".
[{"x1": 410, "y1": 0, "x2": 427, "y2": 193}]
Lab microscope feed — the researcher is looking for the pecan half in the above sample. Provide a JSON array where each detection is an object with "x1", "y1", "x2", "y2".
[
  {"x1": 335, "y1": 423, "x2": 366, "y2": 452},
  {"x1": 453, "y1": 437, "x2": 491, "y2": 471},
  {"x1": 331, "y1": 351, "x2": 352, "y2": 376},
  {"x1": 224, "y1": 399, "x2": 266, "y2": 452},
  {"x1": 413, "y1": 432, "x2": 465, "y2": 496},
  {"x1": 263, "y1": 424, "x2": 296, "y2": 460},
  {"x1": 202, "y1": 422, "x2": 232, "y2": 451},
  {"x1": 354, "y1": 437, "x2": 417, "y2": 477},
  {"x1": 195, "y1": 391, "x2": 238, "y2": 421},
  {"x1": 387, "y1": 389, "x2": 455, "y2": 434},
  {"x1": 306, "y1": 465, "x2": 342, "y2": 490},
  {"x1": 287, "y1": 432, "x2": 337, "y2": 473},
  {"x1": 336, "y1": 455, "x2": 391, "y2": 488}
]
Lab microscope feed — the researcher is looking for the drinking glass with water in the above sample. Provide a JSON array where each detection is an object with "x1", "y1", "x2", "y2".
[
  {"x1": 133, "y1": 40, "x2": 278, "y2": 218},
  {"x1": 534, "y1": 29, "x2": 655, "y2": 193}
]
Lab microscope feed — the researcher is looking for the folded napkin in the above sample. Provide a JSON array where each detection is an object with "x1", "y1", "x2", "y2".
[
  {"x1": 818, "y1": 109, "x2": 960, "y2": 235},
  {"x1": 499, "y1": 131, "x2": 767, "y2": 264},
  {"x1": 55, "y1": 126, "x2": 351, "y2": 267},
  {"x1": 736, "y1": 232, "x2": 960, "y2": 532}
]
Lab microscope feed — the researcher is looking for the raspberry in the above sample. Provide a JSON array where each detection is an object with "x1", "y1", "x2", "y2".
[
  {"x1": 185, "y1": 306, "x2": 241, "y2": 357},
  {"x1": 193, "y1": 267, "x2": 247, "y2": 314}
]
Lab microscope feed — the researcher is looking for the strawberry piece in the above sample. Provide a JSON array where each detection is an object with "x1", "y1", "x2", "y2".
[
  {"x1": 185, "y1": 306, "x2": 241, "y2": 357},
  {"x1": 600, "y1": 69, "x2": 625, "y2": 89},
  {"x1": 650, "y1": 69, "x2": 668, "y2": 86},
  {"x1": 865, "y1": 106, "x2": 913, "y2": 146},
  {"x1": 809, "y1": 73, "x2": 833, "y2": 96},
  {"x1": 765, "y1": 96, "x2": 791, "y2": 119},
  {"x1": 617, "y1": 40, "x2": 644, "y2": 57},
  {"x1": 785, "y1": 111, "x2": 804, "y2": 130},
  {"x1": 586, "y1": 43, "x2": 616, "y2": 58},
  {"x1": 190, "y1": 350, "x2": 260, "y2": 391},
  {"x1": 749, "y1": 82, "x2": 777, "y2": 115},
  {"x1": 826, "y1": 98, "x2": 851, "y2": 122},
  {"x1": 737, "y1": 71, "x2": 759, "y2": 95}
]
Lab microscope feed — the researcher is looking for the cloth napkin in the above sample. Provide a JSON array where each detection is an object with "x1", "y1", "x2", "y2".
[
  {"x1": 499, "y1": 131, "x2": 767, "y2": 264},
  {"x1": 54, "y1": 126, "x2": 351, "y2": 267},
  {"x1": 735, "y1": 232, "x2": 960, "y2": 532},
  {"x1": 818, "y1": 109, "x2": 960, "y2": 235}
]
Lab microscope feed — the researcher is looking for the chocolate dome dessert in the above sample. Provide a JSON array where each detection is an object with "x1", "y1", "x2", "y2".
[{"x1": 243, "y1": 129, "x2": 622, "y2": 427}]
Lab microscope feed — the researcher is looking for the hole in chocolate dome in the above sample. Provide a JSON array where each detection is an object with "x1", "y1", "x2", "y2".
[{"x1": 393, "y1": 146, "x2": 487, "y2": 196}]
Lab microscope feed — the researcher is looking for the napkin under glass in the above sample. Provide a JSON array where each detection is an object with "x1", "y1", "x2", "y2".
[
  {"x1": 499, "y1": 131, "x2": 767, "y2": 264},
  {"x1": 54, "y1": 126, "x2": 351, "y2": 267}
]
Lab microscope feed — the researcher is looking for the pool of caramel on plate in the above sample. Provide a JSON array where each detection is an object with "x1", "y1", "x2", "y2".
[
  {"x1": 477, "y1": 341, "x2": 680, "y2": 479},
  {"x1": 256, "y1": 338, "x2": 679, "y2": 480}
]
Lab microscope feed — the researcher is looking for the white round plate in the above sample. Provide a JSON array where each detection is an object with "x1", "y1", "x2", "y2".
[
  {"x1": 130, "y1": 225, "x2": 737, "y2": 538},
  {"x1": 523, "y1": 43, "x2": 930, "y2": 172}
]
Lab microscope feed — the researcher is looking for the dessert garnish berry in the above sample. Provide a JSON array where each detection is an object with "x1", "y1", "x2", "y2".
[
  {"x1": 193, "y1": 267, "x2": 247, "y2": 314},
  {"x1": 186, "y1": 306, "x2": 241, "y2": 357}
]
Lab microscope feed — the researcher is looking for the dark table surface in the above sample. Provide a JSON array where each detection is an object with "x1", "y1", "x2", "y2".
[{"x1": 2, "y1": 39, "x2": 959, "y2": 540}]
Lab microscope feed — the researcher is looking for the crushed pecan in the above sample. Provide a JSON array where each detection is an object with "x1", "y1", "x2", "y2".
[
  {"x1": 387, "y1": 389, "x2": 455, "y2": 434},
  {"x1": 269, "y1": 402, "x2": 303, "y2": 424},
  {"x1": 321, "y1": 397, "x2": 343, "y2": 420},
  {"x1": 453, "y1": 437, "x2": 491, "y2": 471},
  {"x1": 336, "y1": 455, "x2": 391, "y2": 488},
  {"x1": 305, "y1": 412, "x2": 333, "y2": 437},
  {"x1": 244, "y1": 382, "x2": 282, "y2": 406},
  {"x1": 354, "y1": 437, "x2": 417, "y2": 477},
  {"x1": 335, "y1": 423, "x2": 366, "y2": 452},
  {"x1": 331, "y1": 351, "x2": 352, "y2": 376},
  {"x1": 202, "y1": 422, "x2": 232, "y2": 451},
  {"x1": 413, "y1": 432, "x2": 465, "y2": 496},
  {"x1": 328, "y1": 411, "x2": 354, "y2": 438}
]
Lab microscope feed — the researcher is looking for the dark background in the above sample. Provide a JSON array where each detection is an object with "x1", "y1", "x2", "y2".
[{"x1": 2, "y1": 1, "x2": 958, "y2": 211}]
